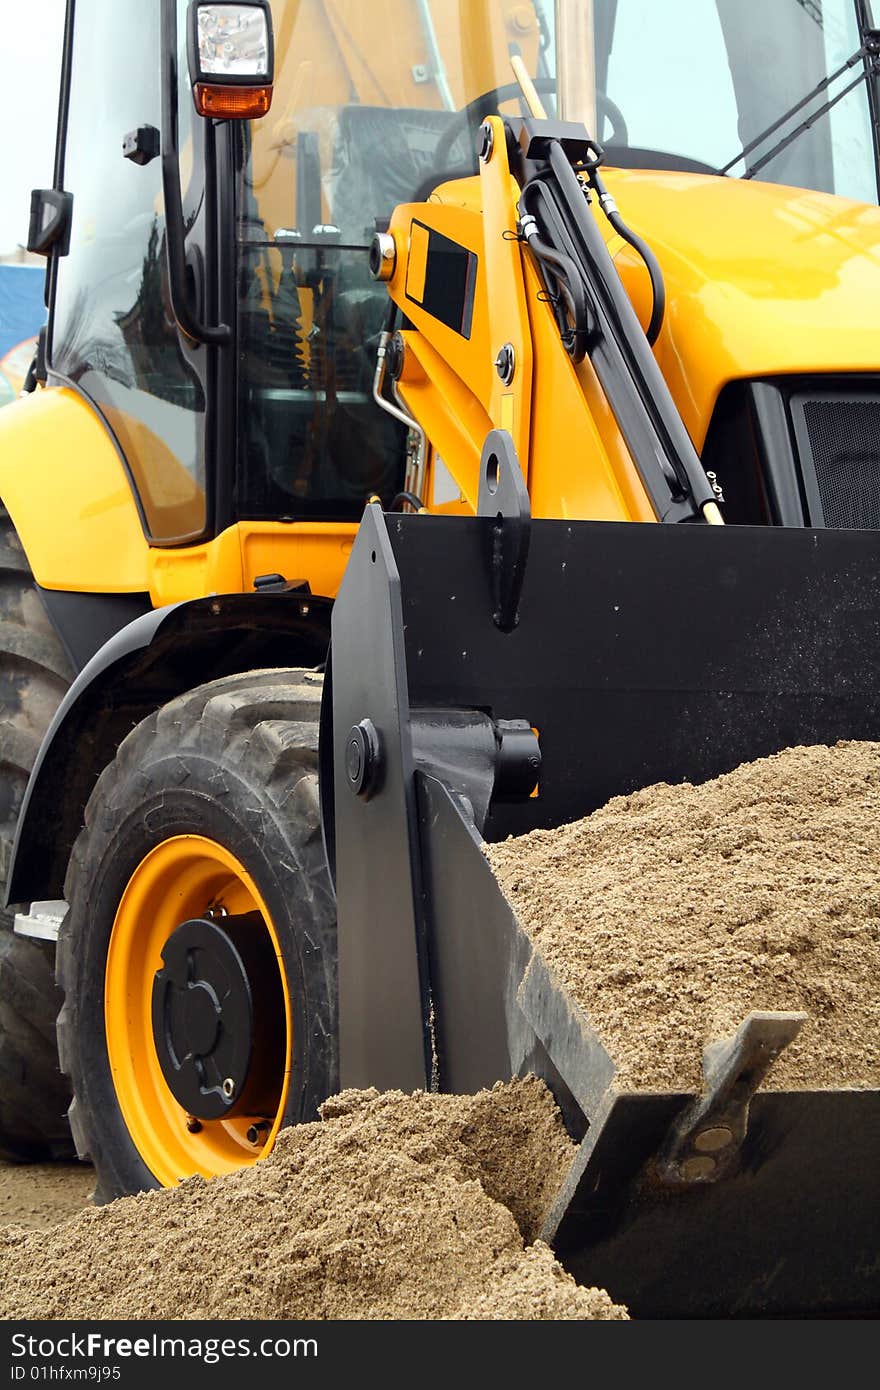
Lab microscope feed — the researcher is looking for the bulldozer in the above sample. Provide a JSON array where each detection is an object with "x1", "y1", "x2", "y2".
[{"x1": 1, "y1": 0, "x2": 879, "y2": 1316}]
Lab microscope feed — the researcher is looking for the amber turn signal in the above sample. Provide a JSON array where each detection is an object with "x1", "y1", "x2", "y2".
[{"x1": 193, "y1": 83, "x2": 273, "y2": 118}]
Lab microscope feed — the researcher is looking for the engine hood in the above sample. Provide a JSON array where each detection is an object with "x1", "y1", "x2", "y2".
[{"x1": 602, "y1": 168, "x2": 880, "y2": 447}]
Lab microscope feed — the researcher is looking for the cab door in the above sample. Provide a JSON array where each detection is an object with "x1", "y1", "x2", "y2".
[{"x1": 48, "y1": 0, "x2": 214, "y2": 545}]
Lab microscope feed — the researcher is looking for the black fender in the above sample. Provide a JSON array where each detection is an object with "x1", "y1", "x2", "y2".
[
  {"x1": 37, "y1": 587, "x2": 153, "y2": 674},
  {"x1": 7, "y1": 590, "x2": 332, "y2": 906}
]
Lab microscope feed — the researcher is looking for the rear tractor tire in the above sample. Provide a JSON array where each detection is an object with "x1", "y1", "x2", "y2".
[
  {"x1": 56, "y1": 669, "x2": 337, "y2": 1202},
  {"x1": 0, "y1": 503, "x2": 74, "y2": 1161}
]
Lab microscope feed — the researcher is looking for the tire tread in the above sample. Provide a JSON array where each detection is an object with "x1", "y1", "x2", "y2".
[{"x1": 0, "y1": 503, "x2": 74, "y2": 1160}]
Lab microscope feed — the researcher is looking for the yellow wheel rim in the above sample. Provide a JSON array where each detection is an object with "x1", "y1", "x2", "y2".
[{"x1": 105, "y1": 835, "x2": 291, "y2": 1187}]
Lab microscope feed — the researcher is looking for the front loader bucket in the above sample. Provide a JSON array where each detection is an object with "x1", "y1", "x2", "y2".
[{"x1": 326, "y1": 502, "x2": 880, "y2": 1316}]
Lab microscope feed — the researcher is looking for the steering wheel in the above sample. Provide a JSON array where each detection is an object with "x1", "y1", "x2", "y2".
[{"x1": 432, "y1": 78, "x2": 629, "y2": 170}]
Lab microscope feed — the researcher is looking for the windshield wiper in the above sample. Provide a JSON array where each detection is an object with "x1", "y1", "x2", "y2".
[{"x1": 719, "y1": 36, "x2": 879, "y2": 182}]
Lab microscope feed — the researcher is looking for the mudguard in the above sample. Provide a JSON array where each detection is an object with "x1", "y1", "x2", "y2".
[{"x1": 7, "y1": 590, "x2": 331, "y2": 906}]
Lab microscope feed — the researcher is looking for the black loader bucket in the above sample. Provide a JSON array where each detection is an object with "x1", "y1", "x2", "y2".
[{"x1": 323, "y1": 456, "x2": 880, "y2": 1317}]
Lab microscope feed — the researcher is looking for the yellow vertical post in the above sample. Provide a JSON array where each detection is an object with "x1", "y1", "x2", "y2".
[{"x1": 479, "y1": 115, "x2": 533, "y2": 476}]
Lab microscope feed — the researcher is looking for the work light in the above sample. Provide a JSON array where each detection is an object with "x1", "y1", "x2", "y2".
[{"x1": 187, "y1": 0, "x2": 274, "y2": 119}]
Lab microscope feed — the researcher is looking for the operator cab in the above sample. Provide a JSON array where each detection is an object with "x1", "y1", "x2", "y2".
[{"x1": 40, "y1": 0, "x2": 880, "y2": 547}]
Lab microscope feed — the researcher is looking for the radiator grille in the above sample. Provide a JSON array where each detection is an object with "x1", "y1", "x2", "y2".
[{"x1": 799, "y1": 396, "x2": 880, "y2": 529}]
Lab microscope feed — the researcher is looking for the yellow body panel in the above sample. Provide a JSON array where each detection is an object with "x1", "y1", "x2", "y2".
[
  {"x1": 525, "y1": 253, "x2": 654, "y2": 522},
  {"x1": 0, "y1": 387, "x2": 150, "y2": 592},
  {"x1": 600, "y1": 169, "x2": 880, "y2": 448},
  {"x1": 0, "y1": 385, "x2": 356, "y2": 606},
  {"x1": 479, "y1": 119, "x2": 533, "y2": 466},
  {"x1": 390, "y1": 163, "x2": 880, "y2": 517},
  {"x1": 399, "y1": 333, "x2": 493, "y2": 510},
  {"x1": 387, "y1": 154, "x2": 654, "y2": 522},
  {"x1": 146, "y1": 520, "x2": 356, "y2": 607}
]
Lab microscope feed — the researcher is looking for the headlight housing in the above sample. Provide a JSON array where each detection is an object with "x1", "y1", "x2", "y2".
[{"x1": 186, "y1": 1, "x2": 274, "y2": 119}]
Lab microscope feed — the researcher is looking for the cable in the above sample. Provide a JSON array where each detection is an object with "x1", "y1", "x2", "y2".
[
  {"x1": 390, "y1": 491, "x2": 426, "y2": 513},
  {"x1": 592, "y1": 172, "x2": 666, "y2": 345}
]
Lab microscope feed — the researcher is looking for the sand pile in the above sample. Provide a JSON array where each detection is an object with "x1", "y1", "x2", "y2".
[
  {"x1": 0, "y1": 1079, "x2": 626, "y2": 1321},
  {"x1": 488, "y1": 742, "x2": 880, "y2": 1092}
]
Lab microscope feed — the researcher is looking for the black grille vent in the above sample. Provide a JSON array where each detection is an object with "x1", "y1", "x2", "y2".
[{"x1": 792, "y1": 393, "x2": 880, "y2": 529}]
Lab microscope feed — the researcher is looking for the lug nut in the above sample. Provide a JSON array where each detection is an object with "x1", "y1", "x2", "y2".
[
  {"x1": 186, "y1": 1116, "x2": 202, "y2": 1134},
  {"x1": 246, "y1": 1121, "x2": 272, "y2": 1145}
]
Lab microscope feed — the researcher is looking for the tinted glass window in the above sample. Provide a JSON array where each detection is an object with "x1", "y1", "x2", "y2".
[
  {"x1": 233, "y1": 0, "x2": 554, "y2": 520},
  {"x1": 51, "y1": 0, "x2": 208, "y2": 542},
  {"x1": 237, "y1": 240, "x2": 405, "y2": 520}
]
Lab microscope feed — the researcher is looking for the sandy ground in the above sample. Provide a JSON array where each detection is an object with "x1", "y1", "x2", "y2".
[{"x1": 0, "y1": 1159, "x2": 94, "y2": 1231}]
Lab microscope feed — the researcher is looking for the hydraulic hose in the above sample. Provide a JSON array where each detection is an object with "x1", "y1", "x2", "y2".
[
  {"x1": 519, "y1": 190, "x2": 591, "y2": 362},
  {"x1": 390, "y1": 491, "x2": 427, "y2": 513},
  {"x1": 592, "y1": 175, "x2": 666, "y2": 346}
]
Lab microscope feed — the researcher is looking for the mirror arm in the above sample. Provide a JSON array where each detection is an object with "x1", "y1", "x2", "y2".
[{"x1": 160, "y1": 0, "x2": 231, "y2": 346}]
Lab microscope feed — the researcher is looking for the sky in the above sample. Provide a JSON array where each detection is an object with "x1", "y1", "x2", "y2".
[{"x1": 0, "y1": 0, "x2": 67, "y2": 254}]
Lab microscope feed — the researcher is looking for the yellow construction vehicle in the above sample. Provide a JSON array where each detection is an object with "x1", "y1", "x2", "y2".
[{"x1": 1, "y1": 0, "x2": 879, "y2": 1314}]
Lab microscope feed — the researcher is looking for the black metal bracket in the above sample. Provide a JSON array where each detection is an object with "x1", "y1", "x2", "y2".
[
  {"x1": 512, "y1": 116, "x2": 598, "y2": 164},
  {"x1": 27, "y1": 189, "x2": 72, "y2": 257},
  {"x1": 652, "y1": 1010, "x2": 808, "y2": 1185},
  {"x1": 327, "y1": 503, "x2": 543, "y2": 1090},
  {"x1": 122, "y1": 125, "x2": 161, "y2": 167},
  {"x1": 476, "y1": 429, "x2": 531, "y2": 633},
  {"x1": 328, "y1": 505, "x2": 433, "y2": 1093},
  {"x1": 252, "y1": 573, "x2": 311, "y2": 594}
]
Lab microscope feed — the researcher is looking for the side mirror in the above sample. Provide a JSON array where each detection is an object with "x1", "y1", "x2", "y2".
[{"x1": 186, "y1": 0, "x2": 275, "y2": 119}]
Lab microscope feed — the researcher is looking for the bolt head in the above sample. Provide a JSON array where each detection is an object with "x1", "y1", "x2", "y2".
[
  {"x1": 495, "y1": 343, "x2": 515, "y2": 385},
  {"x1": 694, "y1": 1126, "x2": 734, "y2": 1154},
  {"x1": 346, "y1": 738, "x2": 363, "y2": 784},
  {"x1": 222, "y1": 1077, "x2": 236, "y2": 1099},
  {"x1": 679, "y1": 1155, "x2": 716, "y2": 1182},
  {"x1": 384, "y1": 331, "x2": 405, "y2": 380},
  {"x1": 346, "y1": 719, "x2": 382, "y2": 799}
]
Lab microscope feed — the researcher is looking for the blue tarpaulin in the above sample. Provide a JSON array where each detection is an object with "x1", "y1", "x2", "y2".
[
  {"x1": 0, "y1": 265, "x2": 46, "y2": 405},
  {"x1": 0, "y1": 265, "x2": 45, "y2": 357}
]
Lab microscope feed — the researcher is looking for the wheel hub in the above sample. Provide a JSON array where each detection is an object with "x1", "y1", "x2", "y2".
[
  {"x1": 151, "y1": 912, "x2": 284, "y2": 1121},
  {"x1": 183, "y1": 979, "x2": 222, "y2": 1057}
]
